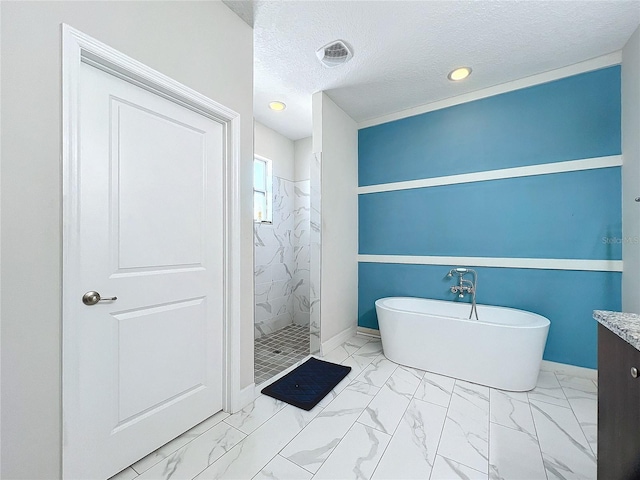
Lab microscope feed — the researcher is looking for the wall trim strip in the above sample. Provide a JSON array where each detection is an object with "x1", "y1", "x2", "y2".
[
  {"x1": 358, "y1": 155, "x2": 622, "y2": 194},
  {"x1": 357, "y1": 254, "x2": 623, "y2": 272},
  {"x1": 358, "y1": 51, "x2": 622, "y2": 129}
]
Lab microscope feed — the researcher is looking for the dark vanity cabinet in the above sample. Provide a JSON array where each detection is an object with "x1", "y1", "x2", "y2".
[{"x1": 598, "y1": 323, "x2": 640, "y2": 479}]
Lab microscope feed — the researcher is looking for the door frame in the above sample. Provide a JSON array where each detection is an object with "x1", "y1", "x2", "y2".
[{"x1": 61, "y1": 24, "x2": 243, "y2": 476}]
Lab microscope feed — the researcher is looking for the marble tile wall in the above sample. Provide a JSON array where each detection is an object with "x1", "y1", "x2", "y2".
[{"x1": 255, "y1": 176, "x2": 310, "y2": 338}]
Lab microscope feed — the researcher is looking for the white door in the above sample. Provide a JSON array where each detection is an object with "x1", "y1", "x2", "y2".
[{"x1": 66, "y1": 62, "x2": 225, "y2": 479}]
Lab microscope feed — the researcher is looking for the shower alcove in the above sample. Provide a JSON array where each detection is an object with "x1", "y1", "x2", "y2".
[{"x1": 253, "y1": 124, "x2": 320, "y2": 385}]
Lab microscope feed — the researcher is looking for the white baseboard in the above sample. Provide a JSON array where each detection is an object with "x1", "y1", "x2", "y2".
[
  {"x1": 234, "y1": 382, "x2": 256, "y2": 412},
  {"x1": 321, "y1": 325, "x2": 358, "y2": 356},
  {"x1": 356, "y1": 326, "x2": 381, "y2": 338},
  {"x1": 540, "y1": 360, "x2": 597, "y2": 380}
]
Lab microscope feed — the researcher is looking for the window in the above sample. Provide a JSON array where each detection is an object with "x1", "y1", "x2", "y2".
[{"x1": 253, "y1": 156, "x2": 272, "y2": 223}]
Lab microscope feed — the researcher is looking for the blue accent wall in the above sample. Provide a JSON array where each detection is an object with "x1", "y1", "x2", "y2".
[
  {"x1": 360, "y1": 168, "x2": 622, "y2": 260},
  {"x1": 359, "y1": 66, "x2": 621, "y2": 186},
  {"x1": 357, "y1": 66, "x2": 622, "y2": 369}
]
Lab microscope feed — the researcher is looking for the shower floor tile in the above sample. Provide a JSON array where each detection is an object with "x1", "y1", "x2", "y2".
[{"x1": 254, "y1": 324, "x2": 310, "y2": 385}]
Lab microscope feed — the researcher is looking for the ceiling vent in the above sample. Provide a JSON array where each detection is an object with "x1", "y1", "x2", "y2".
[{"x1": 316, "y1": 40, "x2": 353, "y2": 68}]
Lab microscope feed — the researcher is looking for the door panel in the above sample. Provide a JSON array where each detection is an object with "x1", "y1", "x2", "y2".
[
  {"x1": 115, "y1": 298, "x2": 207, "y2": 423},
  {"x1": 115, "y1": 99, "x2": 207, "y2": 269},
  {"x1": 68, "y1": 61, "x2": 225, "y2": 479}
]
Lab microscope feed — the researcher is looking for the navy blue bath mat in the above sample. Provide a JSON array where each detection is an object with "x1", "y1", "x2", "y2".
[{"x1": 261, "y1": 357, "x2": 351, "y2": 411}]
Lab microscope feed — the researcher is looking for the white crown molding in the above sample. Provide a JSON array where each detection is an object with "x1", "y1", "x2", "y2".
[
  {"x1": 358, "y1": 155, "x2": 622, "y2": 195},
  {"x1": 357, "y1": 255, "x2": 623, "y2": 272},
  {"x1": 358, "y1": 51, "x2": 622, "y2": 129}
]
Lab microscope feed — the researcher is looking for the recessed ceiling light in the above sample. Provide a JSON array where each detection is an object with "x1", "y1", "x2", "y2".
[
  {"x1": 448, "y1": 67, "x2": 472, "y2": 81},
  {"x1": 269, "y1": 101, "x2": 286, "y2": 111}
]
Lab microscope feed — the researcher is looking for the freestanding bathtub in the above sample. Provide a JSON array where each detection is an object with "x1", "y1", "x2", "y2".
[{"x1": 375, "y1": 297, "x2": 550, "y2": 391}]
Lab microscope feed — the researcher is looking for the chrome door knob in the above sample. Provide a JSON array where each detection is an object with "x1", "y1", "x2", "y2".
[
  {"x1": 631, "y1": 367, "x2": 638, "y2": 379},
  {"x1": 82, "y1": 291, "x2": 117, "y2": 305}
]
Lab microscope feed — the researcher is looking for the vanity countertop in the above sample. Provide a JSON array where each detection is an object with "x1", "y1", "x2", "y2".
[{"x1": 594, "y1": 310, "x2": 640, "y2": 352}]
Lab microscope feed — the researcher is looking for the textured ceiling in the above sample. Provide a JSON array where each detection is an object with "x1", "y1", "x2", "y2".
[{"x1": 228, "y1": 1, "x2": 640, "y2": 141}]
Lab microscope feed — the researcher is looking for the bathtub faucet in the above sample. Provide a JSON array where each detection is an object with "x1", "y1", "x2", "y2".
[
  {"x1": 450, "y1": 283, "x2": 474, "y2": 297},
  {"x1": 447, "y1": 268, "x2": 479, "y2": 320},
  {"x1": 447, "y1": 268, "x2": 474, "y2": 296}
]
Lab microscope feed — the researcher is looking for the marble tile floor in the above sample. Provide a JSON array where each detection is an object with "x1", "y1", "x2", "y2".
[
  {"x1": 111, "y1": 334, "x2": 597, "y2": 480},
  {"x1": 254, "y1": 324, "x2": 310, "y2": 385}
]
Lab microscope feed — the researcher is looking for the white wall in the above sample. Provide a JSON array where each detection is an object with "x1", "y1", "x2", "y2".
[
  {"x1": 0, "y1": 3, "x2": 253, "y2": 478},
  {"x1": 255, "y1": 121, "x2": 295, "y2": 181},
  {"x1": 313, "y1": 92, "x2": 359, "y2": 344},
  {"x1": 623, "y1": 25, "x2": 640, "y2": 313},
  {"x1": 294, "y1": 136, "x2": 312, "y2": 181}
]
